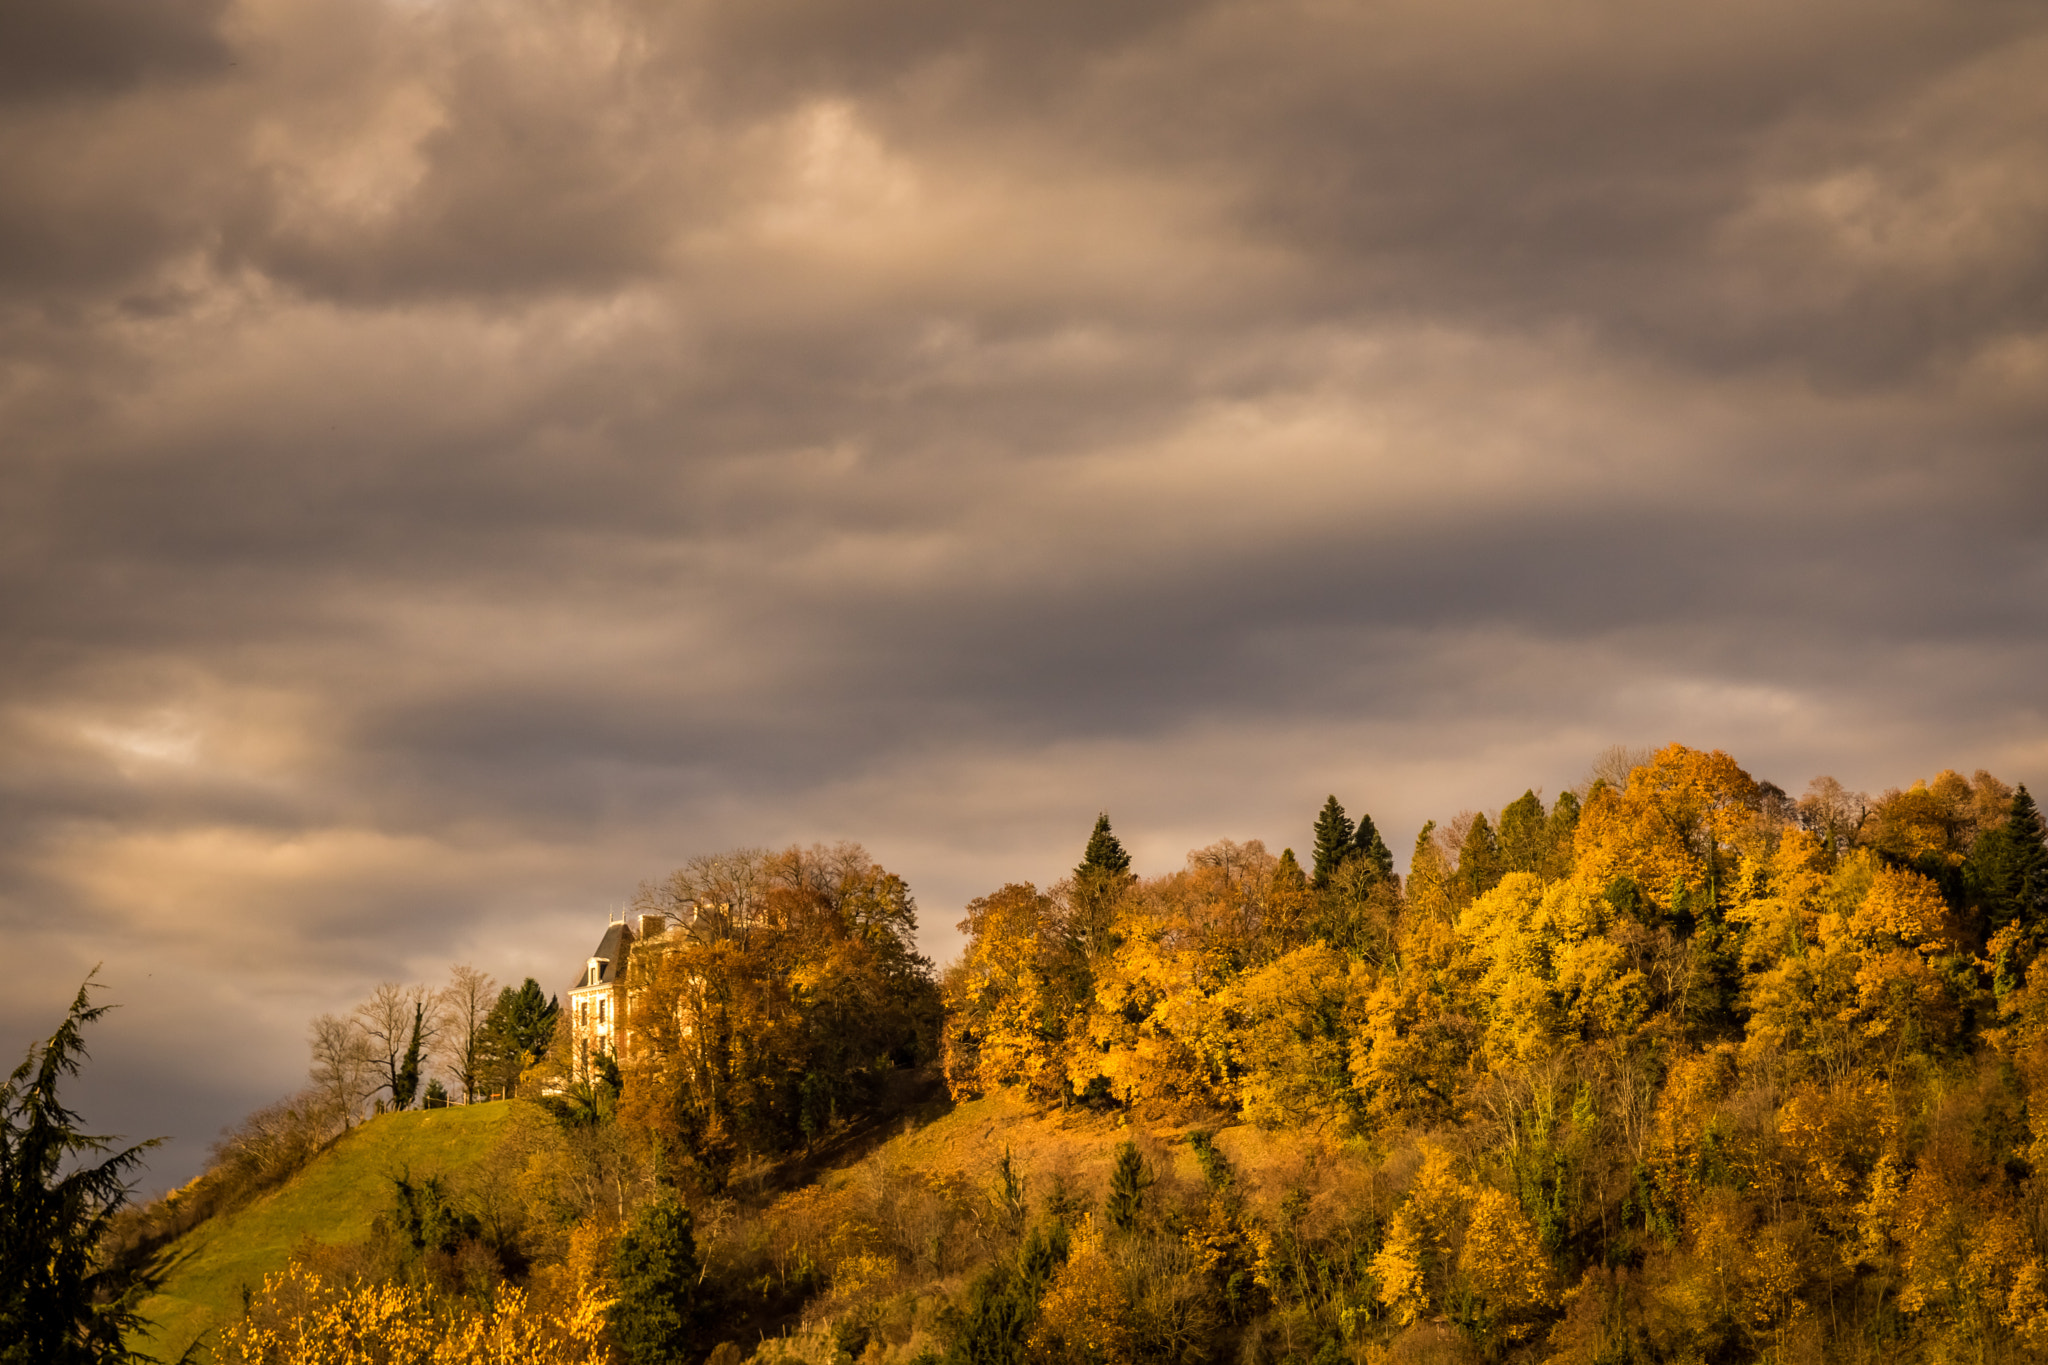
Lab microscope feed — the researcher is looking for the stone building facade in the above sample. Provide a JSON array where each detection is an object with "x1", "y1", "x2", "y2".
[{"x1": 566, "y1": 912, "x2": 667, "y2": 1083}]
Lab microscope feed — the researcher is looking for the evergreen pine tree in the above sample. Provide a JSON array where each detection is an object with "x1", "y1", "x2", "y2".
[
  {"x1": 477, "y1": 978, "x2": 560, "y2": 1095},
  {"x1": 1352, "y1": 812, "x2": 1395, "y2": 881},
  {"x1": 1105, "y1": 1140, "x2": 1152, "y2": 1232},
  {"x1": 1546, "y1": 789, "x2": 1583, "y2": 877},
  {"x1": 1458, "y1": 812, "x2": 1502, "y2": 899},
  {"x1": 1, "y1": 976, "x2": 164, "y2": 1364},
  {"x1": 392, "y1": 1004, "x2": 423, "y2": 1111},
  {"x1": 1073, "y1": 814, "x2": 1134, "y2": 963},
  {"x1": 1311, "y1": 796, "x2": 1356, "y2": 889},
  {"x1": 1497, "y1": 790, "x2": 1549, "y2": 875},
  {"x1": 1076, "y1": 813, "x2": 1133, "y2": 880},
  {"x1": 608, "y1": 1200, "x2": 699, "y2": 1365},
  {"x1": 1274, "y1": 847, "x2": 1308, "y2": 892},
  {"x1": 1974, "y1": 784, "x2": 2048, "y2": 935}
]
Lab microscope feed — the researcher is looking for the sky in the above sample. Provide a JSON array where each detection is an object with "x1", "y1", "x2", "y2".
[{"x1": 4, "y1": 0, "x2": 2046, "y2": 1189}]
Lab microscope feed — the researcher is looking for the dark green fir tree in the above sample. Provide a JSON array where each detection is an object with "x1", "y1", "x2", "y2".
[
  {"x1": 1352, "y1": 812, "x2": 1395, "y2": 881},
  {"x1": 1, "y1": 975, "x2": 164, "y2": 1364},
  {"x1": 392, "y1": 1003, "x2": 423, "y2": 1111},
  {"x1": 1076, "y1": 813, "x2": 1133, "y2": 880},
  {"x1": 1311, "y1": 796, "x2": 1356, "y2": 889},
  {"x1": 1974, "y1": 784, "x2": 2048, "y2": 936},
  {"x1": 1459, "y1": 812, "x2": 1502, "y2": 899},
  {"x1": 609, "y1": 1200, "x2": 699, "y2": 1365},
  {"x1": 1497, "y1": 790, "x2": 1549, "y2": 876},
  {"x1": 1274, "y1": 847, "x2": 1308, "y2": 893},
  {"x1": 1106, "y1": 1140, "x2": 1153, "y2": 1232}
]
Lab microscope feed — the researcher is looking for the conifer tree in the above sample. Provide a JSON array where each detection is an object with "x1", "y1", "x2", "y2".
[
  {"x1": 1, "y1": 976, "x2": 164, "y2": 1363},
  {"x1": 1458, "y1": 813, "x2": 1502, "y2": 899},
  {"x1": 1546, "y1": 789, "x2": 1583, "y2": 877},
  {"x1": 1073, "y1": 815, "x2": 1134, "y2": 964},
  {"x1": 1274, "y1": 847, "x2": 1307, "y2": 892},
  {"x1": 1353, "y1": 812, "x2": 1395, "y2": 881},
  {"x1": 1974, "y1": 784, "x2": 2048, "y2": 935},
  {"x1": 1497, "y1": 791, "x2": 1548, "y2": 875},
  {"x1": 477, "y1": 979, "x2": 559, "y2": 1094},
  {"x1": 1076, "y1": 813, "x2": 1132, "y2": 880},
  {"x1": 1407, "y1": 821, "x2": 1453, "y2": 921},
  {"x1": 1311, "y1": 796, "x2": 1356, "y2": 889},
  {"x1": 609, "y1": 1199, "x2": 699, "y2": 1365},
  {"x1": 392, "y1": 1003, "x2": 423, "y2": 1111},
  {"x1": 1105, "y1": 1140, "x2": 1152, "y2": 1232}
]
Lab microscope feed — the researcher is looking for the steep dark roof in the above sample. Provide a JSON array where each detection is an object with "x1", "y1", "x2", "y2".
[{"x1": 569, "y1": 922, "x2": 630, "y2": 993}]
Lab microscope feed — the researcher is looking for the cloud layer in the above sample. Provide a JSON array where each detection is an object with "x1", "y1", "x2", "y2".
[{"x1": 4, "y1": 0, "x2": 2046, "y2": 1184}]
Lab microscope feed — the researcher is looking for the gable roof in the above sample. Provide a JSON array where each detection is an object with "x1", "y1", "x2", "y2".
[{"x1": 569, "y1": 921, "x2": 630, "y2": 993}]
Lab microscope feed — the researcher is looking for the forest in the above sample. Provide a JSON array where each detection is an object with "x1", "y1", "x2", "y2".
[{"x1": 33, "y1": 743, "x2": 2048, "y2": 1364}]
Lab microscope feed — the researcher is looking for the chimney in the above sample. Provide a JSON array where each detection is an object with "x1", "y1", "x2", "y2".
[{"x1": 637, "y1": 912, "x2": 666, "y2": 939}]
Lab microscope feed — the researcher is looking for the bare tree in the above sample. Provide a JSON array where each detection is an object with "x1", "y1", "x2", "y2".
[
  {"x1": 439, "y1": 965, "x2": 497, "y2": 1101},
  {"x1": 1797, "y1": 776, "x2": 1869, "y2": 859},
  {"x1": 308, "y1": 1013, "x2": 376, "y2": 1128},
  {"x1": 354, "y1": 982, "x2": 440, "y2": 1108},
  {"x1": 1589, "y1": 744, "x2": 1656, "y2": 791}
]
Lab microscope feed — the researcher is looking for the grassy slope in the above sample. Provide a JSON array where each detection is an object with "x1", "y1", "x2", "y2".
[{"x1": 134, "y1": 1101, "x2": 541, "y2": 1362}]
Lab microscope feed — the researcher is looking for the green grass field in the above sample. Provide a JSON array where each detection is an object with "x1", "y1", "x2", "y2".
[{"x1": 133, "y1": 1100, "x2": 542, "y2": 1362}]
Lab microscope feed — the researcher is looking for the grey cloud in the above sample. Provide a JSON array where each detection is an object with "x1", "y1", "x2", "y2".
[
  {"x1": 0, "y1": 0, "x2": 233, "y2": 105},
  {"x1": 4, "y1": 0, "x2": 2047, "y2": 1186}
]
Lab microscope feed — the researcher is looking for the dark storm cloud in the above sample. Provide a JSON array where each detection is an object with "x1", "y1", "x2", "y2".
[
  {"x1": 0, "y1": 0, "x2": 233, "y2": 104},
  {"x1": 3, "y1": 0, "x2": 2047, "y2": 1182}
]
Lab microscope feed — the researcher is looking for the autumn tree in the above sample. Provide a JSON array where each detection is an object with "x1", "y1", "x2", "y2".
[
  {"x1": 1573, "y1": 743, "x2": 1764, "y2": 920},
  {"x1": 621, "y1": 844, "x2": 938, "y2": 1176}
]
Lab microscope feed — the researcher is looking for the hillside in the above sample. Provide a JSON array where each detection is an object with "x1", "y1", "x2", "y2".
[
  {"x1": 111, "y1": 756, "x2": 2048, "y2": 1364},
  {"x1": 134, "y1": 1100, "x2": 545, "y2": 1361}
]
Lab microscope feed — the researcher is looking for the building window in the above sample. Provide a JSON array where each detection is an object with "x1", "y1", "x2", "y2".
[{"x1": 598, "y1": 998, "x2": 607, "y2": 1024}]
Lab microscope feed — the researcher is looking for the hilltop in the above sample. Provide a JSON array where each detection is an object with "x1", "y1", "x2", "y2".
[{"x1": 134, "y1": 1101, "x2": 546, "y2": 1361}]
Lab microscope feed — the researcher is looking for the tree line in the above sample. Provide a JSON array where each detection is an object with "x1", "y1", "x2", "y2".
[{"x1": 20, "y1": 744, "x2": 2048, "y2": 1363}]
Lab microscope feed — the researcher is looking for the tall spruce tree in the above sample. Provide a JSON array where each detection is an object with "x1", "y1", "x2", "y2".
[
  {"x1": 1352, "y1": 812, "x2": 1395, "y2": 881},
  {"x1": 1459, "y1": 812, "x2": 1502, "y2": 899},
  {"x1": 1974, "y1": 784, "x2": 2048, "y2": 935},
  {"x1": 1497, "y1": 790, "x2": 1549, "y2": 875},
  {"x1": 1106, "y1": 1140, "x2": 1153, "y2": 1232},
  {"x1": 477, "y1": 979, "x2": 559, "y2": 1095},
  {"x1": 1, "y1": 977, "x2": 164, "y2": 1364},
  {"x1": 1546, "y1": 789, "x2": 1583, "y2": 877},
  {"x1": 1311, "y1": 796, "x2": 1356, "y2": 889},
  {"x1": 1274, "y1": 846, "x2": 1307, "y2": 892},
  {"x1": 1073, "y1": 814, "x2": 1134, "y2": 964},
  {"x1": 1076, "y1": 813, "x2": 1132, "y2": 880}
]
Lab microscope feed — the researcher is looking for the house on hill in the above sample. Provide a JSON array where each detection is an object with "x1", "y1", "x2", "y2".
[{"x1": 567, "y1": 912, "x2": 664, "y2": 1083}]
